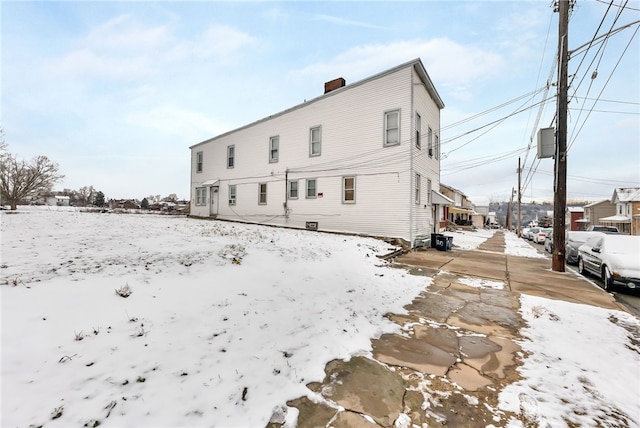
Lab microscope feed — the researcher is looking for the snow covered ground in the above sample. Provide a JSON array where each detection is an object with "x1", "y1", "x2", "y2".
[{"x1": 2, "y1": 208, "x2": 638, "y2": 427}]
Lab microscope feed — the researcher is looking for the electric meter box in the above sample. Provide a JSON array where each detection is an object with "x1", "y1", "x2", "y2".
[{"x1": 537, "y1": 127, "x2": 555, "y2": 159}]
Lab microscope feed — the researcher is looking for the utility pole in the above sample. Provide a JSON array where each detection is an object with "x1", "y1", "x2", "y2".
[
  {"x1": 517, "y1": 157, "x2": 522, "y2": 237},
  {"x1": 552, "y1": 0, "x2": 570, "y2": 272}
]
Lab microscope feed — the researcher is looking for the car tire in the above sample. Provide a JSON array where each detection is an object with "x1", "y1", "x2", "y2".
[
  {"x1": 578, "y1": 258, "x2": 586, "y2": 275},
  {"x1": 602, "y1": 266, "x2": 614, "y2": 291}
]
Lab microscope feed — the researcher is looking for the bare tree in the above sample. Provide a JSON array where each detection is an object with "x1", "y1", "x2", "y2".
[
  {"x1": 77, "y1": 185, "x2": 95, "y2": 207},
  {"x1": 0, "y1": 153, "x2": 65, "y2": 210}
]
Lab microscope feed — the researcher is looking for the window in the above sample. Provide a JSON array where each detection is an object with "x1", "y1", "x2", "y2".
[
  {"x1": 269, "y1": 136, "x2": 279, "y2": 163},
  {"x1": 427, "y1": 179, "x2": 432, "y2": 204},
  {"x1": 306, "y1": 179, "x2": 317, "y2": 199},
  {"x1": 310, "y1": 126, "x2": 321, "y2": 156},
  {"x1": 343, "y1": 176, "x2": 355, "y2": 203},
  {"x1": 195, "y1": 187, "x2": 206, "y2": 205},
  {"x1": 435, "y1": 134, "x2": 440, "y2": 160},
  {"x1": 288, "y1": 180, "x2": 298, "y2": 199},
  {"x1": 384, "y1": 110, "x2": 400, "y2": 146},
  {"x1": 415, "y1": 173, "x2": 421, "y2": 204},
  {"x1": 228, "y1": 185, "x2": 236, "y2": 206},
  {"x1": 196, "y1": 151, "x2": 203, "y2": 173},
  {"x1": 258, "y1": 183, "x2": 267, "y2": 205},
  {"x1": 415, "y1": 113, "x2": 421, "y2": 149},
  {"x1": 227, "y1": 145, "x2": 235, "y2": 168},
  {"x1": 428, "y1": 127, "x2": 433, "y2": 157}
]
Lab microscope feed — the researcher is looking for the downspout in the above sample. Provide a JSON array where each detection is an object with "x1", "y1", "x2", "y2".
[
  {"x1": 284, "y1": 168, "x2": 289, "y2": 218},
  {"x1": 409, "y1": 68, "x2": 415, "y2": 248}
]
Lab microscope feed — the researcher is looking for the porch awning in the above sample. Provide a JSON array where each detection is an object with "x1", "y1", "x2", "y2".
[
  {"x1": 599, "y1": 215, "x2": 630, "y2": 223},
  {"x1": 431, "y1": 190, "x2": 454, "y2": 205},
  {"x1": 449, "y1": 206, "x2": 476, "y2": 214},
  {"x1": 201, "y1": 179, "x2": 219, "y2": 187}
]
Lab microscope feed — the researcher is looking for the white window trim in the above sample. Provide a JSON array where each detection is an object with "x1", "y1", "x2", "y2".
[
  {"x1": 288, "y1": 179, "x2": 299, "y2": 200},
  {"x1": 228, "y1": 185, "x2": 236, "y2": 206},
  {"x1": 309, "y1": 126, "x2": 321, "y2": 157},
  {"x1": 342, "y1": 176, "x2": 356, "y2": 204},
  {"x1": 428, "y1": 127, "x2": 433, "y2": 158},
  {"x1": 427, "y1": 178, "x2": 432, "y2": 205},
  {"x1": 227, "y1": 145, "x2": 235, "y2": 169},
  {"x1": 258, "y1": 183, "x2": 267, "y2": 205},
  {"x1": 415, "y1": 173, "x2": 421, "y2": 204},
  {"x1": 196, "y1": 151, "x2": 203, "y2": 173},
  {"x1": 384, "y1": 110, "x2": 400, "y2": 147},
  {"x1": 306, "y1": 178, "x2": 318, "y2": 199},
  {"x1": 269, "y1": 136, "x2": 279, "y2": 163},
  {"x1": 415, "y1": 113, "x2": 421, "y2": 149},
  {"x1": 195, "y1": 187, "x2": 206, "y2": 205},
  {"x1": 435, "y1": 133, "x2": 440, "y2": 160}
]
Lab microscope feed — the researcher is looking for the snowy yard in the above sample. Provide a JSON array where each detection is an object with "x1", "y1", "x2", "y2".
[{"x1": 2, "y1": 208, "x2": 639, "y2": 427}]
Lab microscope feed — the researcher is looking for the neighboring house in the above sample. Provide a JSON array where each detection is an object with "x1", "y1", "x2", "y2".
[
  {"x1": 440, "y1": 184, "x2": 475, "y2": 226},
  {"x1": 189, "y1": 59, "x2": 447, "y2": 246},
  {"x1": 469, "y1": 196, "x2": 489, "y2": 229},
  {"x1": 109, "y1": 199, "x2": 140, "y2": 210},
  {"x1": 600, "y1": 187, "x2": 640, "y2": 235},
  {"x1": 45, "y1": 195, "x2": 70, "y2": 206},
  {"x1": 566, "y1": 206, "x2": 584, "y2": 231},
  {"x1": 582, "y1": 199, "x2": 616, "y2": 230}
]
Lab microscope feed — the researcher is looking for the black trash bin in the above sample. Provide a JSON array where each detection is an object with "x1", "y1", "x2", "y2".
[
  {"x1": 431, "y1": 233, "x2": 443, "y2": 248},
  {"x1": 435, "y1": 234, "x2": 448, "y2": 251}
]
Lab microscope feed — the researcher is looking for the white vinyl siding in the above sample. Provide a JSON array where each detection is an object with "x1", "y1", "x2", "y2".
[
  {"x1": 306, "y1": 179, "x2": 317, "y2": 199},
  {"x1": 189, "y1": 61, "x2": 442, "y2": 243},
  {"x1": 258, "y1": 183, "x2": 267, "y2": 205},
  {"x1": 288, "y1": 180, "x2": 298, "y2": 199},
  {"x1": 229, "y1": 185, "x2": 236, "y2": 205},
  {"x1": 343, "y1": 176, "x2": 355, "y2": 203},
  {"x1": 195, "y1": 187, "x2": 206, "y2": 205},
  {"x1": 384, "y1": 110, "x2": 400, "y2": 146},
  {"x1": 227, "y1": 145, "x2": 235, "y2": 168},
  {"x1": 269, "y1": 136, "x2": 279, "y2": 163},
  {"x1": 310, "y1": 126, "x2": 321, "y2": 156}
]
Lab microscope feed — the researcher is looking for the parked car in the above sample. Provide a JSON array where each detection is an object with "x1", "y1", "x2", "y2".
[
  {"x1": 586, "y1": 225, "x2": 619, "y2": 233},
  {"x1": 520, "y1": 227, "x2": 530, "y2": 240},
  {"x1": 577, "y1": 234, "x2": 640, "y2": 291},
  {"x1": 533, "y1": 228, "x2": 552, "y2": 244},
  {"x1": 526, "y1": 227, "x2": 540, "y2": 241},
  {"x1": 544, "y1": 234, "x2": 553, "y2": 253},
  {"x1": 566, "y1": 231, "x2": 605, "y2": 265}
]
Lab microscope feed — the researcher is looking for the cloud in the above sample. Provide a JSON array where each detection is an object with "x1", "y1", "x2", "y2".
[
  {"x1": 290, "y1": 38, "x2": 505, "y2": 99},
  {"x1": 192, "y1": 24, "x2": 258, "y2": 59},
  {"x1": 312, "y1": 14, "x2": 382, "y2": 29},
  {"x1": 51, "y1": 18, "x2": 257, "y2": 79},
  {"x1": 126, "y1": 105, "x2": 232, "y2": 143}
]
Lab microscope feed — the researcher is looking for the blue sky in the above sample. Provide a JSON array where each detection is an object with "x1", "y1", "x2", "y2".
[{"x1": 2, "y1": 1, "x2": 639, "y2": 203}]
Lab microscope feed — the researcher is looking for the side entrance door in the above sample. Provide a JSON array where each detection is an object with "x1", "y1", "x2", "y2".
[{"x1": 210, "y1": 186, "x2": 219, "y2": 216}]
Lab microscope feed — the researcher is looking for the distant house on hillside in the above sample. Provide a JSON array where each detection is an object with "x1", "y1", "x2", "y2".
[
  {"x1": 189, "y1": 59, "x2": 451, "y2": 246},
  {"x1": 600, "y1": 187, "x2": 640, "y2": 235}
]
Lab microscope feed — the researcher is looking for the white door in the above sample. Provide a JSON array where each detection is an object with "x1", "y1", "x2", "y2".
[{"x1": 210, "y1": 186, "x2": 219, "y2": 216}]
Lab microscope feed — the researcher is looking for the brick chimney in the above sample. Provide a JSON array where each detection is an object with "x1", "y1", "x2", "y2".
[{"x1": 324, "y1": 77, "x2": 346, "y2": 94}]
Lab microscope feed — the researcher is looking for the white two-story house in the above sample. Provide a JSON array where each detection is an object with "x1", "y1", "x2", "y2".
[{"x1": 189, "y1": 58, "x2": 447, "y2": 246}]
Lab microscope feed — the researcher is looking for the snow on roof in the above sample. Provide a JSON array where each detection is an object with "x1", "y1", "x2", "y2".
[
  {"x1": 568, "y1": 207, "x2": 584, "y2": 213},
  {"x1": 612, "y1": 187, "x2": 640, "y2": 203},
  {"x1": 584, "y1": 199, "x2": 611, "y2": 208}
]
